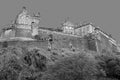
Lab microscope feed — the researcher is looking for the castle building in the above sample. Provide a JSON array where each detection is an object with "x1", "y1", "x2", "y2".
[
  {"x1": 74, "y1": 23, "x2": 95, "y2": 37},
  {"x1": 75, "y1": 22, "x2": 118, "y2": 53},
  {"x1": 15, "y1": 7, "x2": 40, "y2": 38},
  {"x1": 61, "y1": 21, "x2": 119, "y2": 53},
  {"x1": 0, "y1": 7, "x2": 40, "y2": 41},
  {"x1": 0, "y1": 7, "x2": 119, "y2": 54},
  {"x1": 61, "y1": 21, "x2": 75, "y2": 34}
]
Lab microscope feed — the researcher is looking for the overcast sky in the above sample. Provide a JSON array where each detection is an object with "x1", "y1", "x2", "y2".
[{"x1": 0, "y1": 0, "x2": 120, "y2": 43}]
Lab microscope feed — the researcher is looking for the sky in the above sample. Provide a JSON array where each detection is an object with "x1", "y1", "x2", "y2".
[{"x1": 0, "y1": 0, "x2": 120, "y2": 43}]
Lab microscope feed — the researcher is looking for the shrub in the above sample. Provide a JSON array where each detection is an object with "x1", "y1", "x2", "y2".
[
  {"x1": 7, "y1": 56, "x2": 22, "y2": 73},
  {"x1": 32, "y1": 49, "x2": 47, "y2": 72},
  {"x1": 96, "y1": 54, "x2": 120, "y2": 79},
  {"x1": 0, "y1": 68, "x2": 18, "y2": 80},
  {"x1": 22, "y1": 52, "x2": 32, "y2": 66},
  {"x1": 41, "y1": 52, "x2": 102, "y2": 80},
  {"x1": 0, "y1": 55, "x2": 20, "y2": 80},
  {"x1": 98, "y1": 77, "x2": 118, "y2": 80}
]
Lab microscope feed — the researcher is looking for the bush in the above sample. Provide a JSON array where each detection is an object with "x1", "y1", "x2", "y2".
[
  {"x1": 1, "y1": 45, "x2": 120, "y2": 80},
  {"x1": 41, "y1": 52, "x2": 102, "y2": 80},
  {"x1": 0, "y1": 55, "x2": 20, "y2": 80},
  {"x1": 0, "y1": 68, "x2": 18, "y2": 80},
  {"x1": 31, "y1": 49, "x2": 47, "y2": 72},
  {"x1": 21, "y1": 52, "x2": 32, "y2": 66},
  {"x1": 98, "y1": 77, "x2": 118, "y2": 80},
  {"x1": 7, "y1": 56, "x2": 22, "y2": 73},
  {"x1": 96, "y1": 54, "x2": 120, "y2": 79},
  {"x1": 0, "y1": 46, "x2": 49, "y2": 80}
]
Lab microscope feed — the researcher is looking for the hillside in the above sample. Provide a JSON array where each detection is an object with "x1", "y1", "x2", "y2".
[{"x1": 0, "y1": 43, "x2": 120, "y2": 80}]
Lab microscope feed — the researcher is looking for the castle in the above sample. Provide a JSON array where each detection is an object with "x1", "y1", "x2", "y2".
[
  {"x1": 0, "y1": 7, "x2": 120, "y2": 54},
  {"x1": 0, "y1": 7, "x2": 40, "y2": 41}
]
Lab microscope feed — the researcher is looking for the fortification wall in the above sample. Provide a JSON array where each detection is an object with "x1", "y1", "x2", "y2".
[
  {"x1": 0, "y1": 40, "x2": 48, "y2": 50},
  {"x1": 38, "y1": 29, "x2": 88, "y2": 50},
  {"x1": 0, "y1": 29, "x2": 96, "y2": 53},
  {"x1": 15, "y1": 28, "x2": 32, "y2": 38}
]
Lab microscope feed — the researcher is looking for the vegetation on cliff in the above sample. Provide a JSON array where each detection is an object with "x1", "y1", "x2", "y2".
[{"x1": 0, "y1": 46, "x2": 120, "y2": 80}]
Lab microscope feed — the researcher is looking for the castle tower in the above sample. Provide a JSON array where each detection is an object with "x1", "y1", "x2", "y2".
[
  {"x1": 15, "y1": 7, "x2": 40, "y2": 38},
  {"x1": 61, "y1": 21, "x2": 75, "y2": 34},
  {"x1": 31, "y1": 22, "x2": 39, "y2": 36}
]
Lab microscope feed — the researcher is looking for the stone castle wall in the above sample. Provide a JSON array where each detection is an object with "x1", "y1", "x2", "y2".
[
  {"x1": 0, "y1": 29, "x2": 92, "y2": 52},
  {"x1": 15, "y1": 28, "x2": 32, "y2": 38},
  {"x1": 37, "y1": 29, "x2": 91, "y2": 51},
  {"x1": 0, "y1": 27, "x2": 118, "y2": 54}
]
